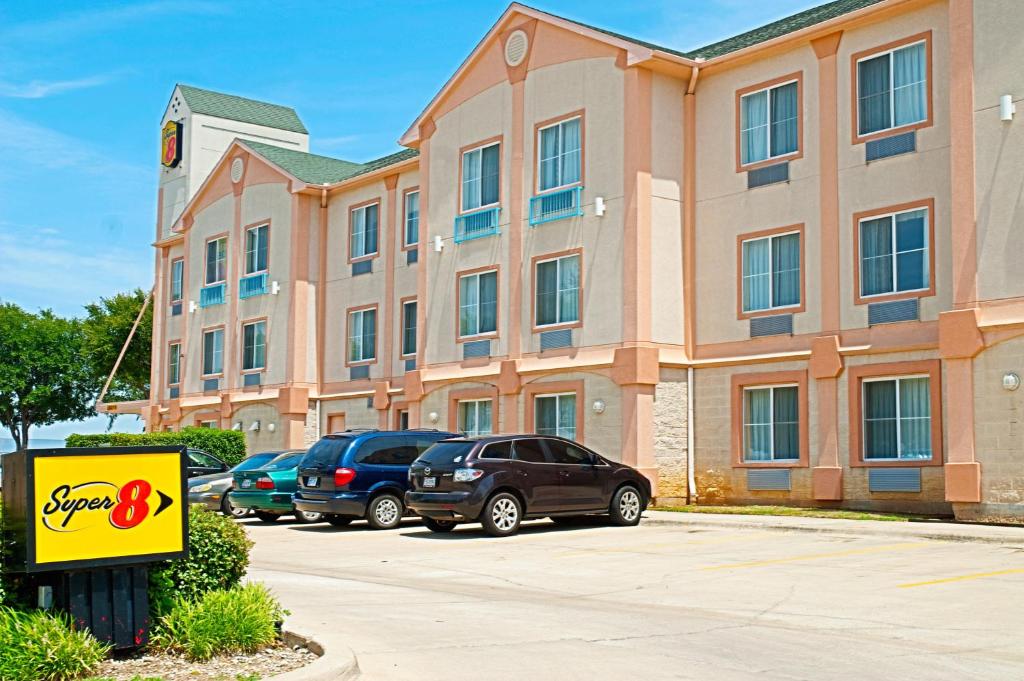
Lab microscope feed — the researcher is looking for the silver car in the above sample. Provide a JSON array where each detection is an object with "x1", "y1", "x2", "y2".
[{"x1": 188, "y1": 451, "x2": 281, "y2": 518}]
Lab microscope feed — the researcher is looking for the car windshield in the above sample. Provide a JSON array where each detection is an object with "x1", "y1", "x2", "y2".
[
  {"x1": 261, "y1": 452, "x2": 305, "y2": 471},
  {"x1": 231, "y1": 452, "x2": 279, "y2": 472},
  {"x1": 188, "y1": 450, "x2": 221, "y2": 467},
  {"x1": 416, "y1": 441, "x2": 475, "y2": 466},
  {"x1": 302, "y1": 436, "x2": 352, "y2": 468}
]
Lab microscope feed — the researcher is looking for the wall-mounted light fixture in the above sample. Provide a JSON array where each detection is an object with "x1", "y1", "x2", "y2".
[
  {"x1": 248, "y1": 420, "x2": 261, "y2": 432},
  {"x1": 428, "y1": 411, "x2": 440, "y2": 424},
  {"x1": 271, "y1": 281, "x2": 281, "y2": 295},
  {"x1": 233, "y1": 421, "x2": 243, "y2": 431},
  {"x1": 189, "y1": 300, "x2": 198, "y2": 313},
  {"x1": 591, "y1": 399, "x2": 606, "y2": 414},
  {"x1": 594, "y1": 197, "x2": 606, "y2": 217},
  {"x1": 433, "y1": 235, "x2": 444, "y2": 253},
  {"x1": 1003, "y1": 372, "x2": 1021, "y2": 391},
  {"x1": 267, "y1": 422, "x2": 276, "y2": 433},
  {"x1": 1001, "y1": 94, "x2": 1016, "y2": 122}
]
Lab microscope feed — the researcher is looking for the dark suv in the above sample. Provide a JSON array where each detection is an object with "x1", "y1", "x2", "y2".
[
  {"x1": 405, "y1": 435, "x2": 651, "y2": 536},
  {"x1": 294, "y1": 429, "x2": 457, "y2": 529}
]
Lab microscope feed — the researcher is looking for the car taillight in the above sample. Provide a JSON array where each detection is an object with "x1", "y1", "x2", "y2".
[
  {"x1": 453, "y1": 468, "x2": 484, "y2": 483},
  {"x1": 255, "y1": 477, "x2": 274, "y2": 490},
  {"x1": 334, "y1": 467, "x2": 356, "y2": 487}
]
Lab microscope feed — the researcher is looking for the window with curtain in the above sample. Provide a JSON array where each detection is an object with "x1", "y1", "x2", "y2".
[
  {"x1": 205, "y1": 237, "x2": 227, "y2": 285},
  {"x1": 168, "y1": 342, "x2": 181, "y2": 385},
  {"x1": 404, "y1": 191, "x2": 419, "y2": 247},
  {"x1": 740, "y1": 81, "x2": 798, "y2": 166},
  {"x1": 742, "y1": 232, "x2": 800, "y2": 312},
  {"x1": 538, "y1": 117, "x2": 581, "y2": 191},
  {"x1": 170, "y1": 259, "x2": 184, "y2": 302},
  {"x1": 742, "y1": 385, "x2": 799, "y2": 462},
  {"x1": 348, "y1": 308, "x2": 377, "y2": 363},
  {"x1": 535, "y1": 393, "x2": 576, "y2": 440},
  {"x1": 863, "y1": 376, "x2": 932, "y2": 459},
  {"x1": 350, "y1": 203, "x2": 379, "y2": 259},
  {"x1": 536, "y1": 254, "x2": 580, "y2": 326},
  {"x1": 202, "y1": 328, "x2": 224, "y2": 376},
  {"x1": 244, "y1": 224, "x2": 269, "y2": 275},
  {"x1": 462, "y1": 143, "x2": 500, "y2": 211},
  {"x1": 459, "y1": 270, "x2": 498, "y2": 337},
  {"x1": 857, "y1": 40, "x2": 927, "y2": 136},
  {"x1": 242, "y1": 320, "x2": 266, "y2": 371},
  {"x1": 458, "y1": 399, "x2": 493, "y2": 437},
  {"x1": 402, "y1": 300, "x2": 417, "y2": 357},
  {"x1": 859, "y1": 207, "x2": 928, "y2": 297}
]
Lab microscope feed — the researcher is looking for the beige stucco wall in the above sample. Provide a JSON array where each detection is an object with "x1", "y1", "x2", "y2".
[
  {"x1": 320, "y1": 396, "x2": 378, "y2": 433},
  {"x1": 233, "y1": 401, "x2": 288, "y2": 453}
]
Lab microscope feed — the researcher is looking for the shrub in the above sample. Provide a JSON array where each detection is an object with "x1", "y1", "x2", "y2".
[
  {"x1": 0, "y1": 606, "x2": 109, "y2": 680},
  {"x1": 151, "y1": 583, "x2": 284, "y2": 661},
  {"x1": 149, "y1": 506, "x2": 252, "y2": 616},
  {"x1": 66, "y1": 427, "x2": 247, "y2": 466}
]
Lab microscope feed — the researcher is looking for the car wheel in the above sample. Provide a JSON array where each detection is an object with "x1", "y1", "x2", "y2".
[
  {"x1": 609, "y1": 485, "x2": 643, "y2": 526},
  {"x1": 423, "y1": 518, "x2": 457, "y2": 533},
  {"x1": 254, "y1": 511, "x2": 281, "y2": 523},
  {"x1": 366, "y1": 494, "x2": 403, "y2": 530},
  {"x1": 293, "y1": 510, "x2": 324, "y2": 524},
  {"x1": 221, "y1": 495, "x2": 248, "y2": 519},
  {"x1": 481, "y1": 492, "x2": 522, "y2": 537},
  {"x1": 326, "y1": 515, "x2": 354, "y2": 527}
]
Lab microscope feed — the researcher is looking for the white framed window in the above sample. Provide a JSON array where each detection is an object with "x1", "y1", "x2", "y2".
[
  {"x1": 404, "y1": 191, "x2": 419, "y2": 247},
  {"x1": 857, "y1": 39, "x2": 927, "y2": 137},
  {"x1": 242, "y1": 320, "x2": 266, "y2": 371},
  {"x1": 742, "y1": 231, "x2": 800, "y2": 312},
  {"x1": 401, "y1": 300, "x2": 417, "y2": 357},
  {"x1": 538, "y1": 116, "x2": 581, "y2": 191},
  {"x1": 244, "y1": 224, "x2": 269, "y2": 275},
  {"x1": 742, "y1": 385, "x2": 799, "y2": 462},
  {"x1": 202, "y1": 328, "x2": 224, "y2": 376},
  {"x1": 205, "y1": 237, "x2": 227, "y2": 285},
  {"x1": 740, "y1": 80, "x2": 799, "y2": 165},
  {"x1": 459, "y1": 270, "x2": 498, "y2": 338},
  {"x1": 862, "y1": 375, "x2": 932, "y2": 460},
  {"x1": 351, "y1": 203, "x2": 379, "y2": 259},
  {"x1": 170, "y1": 259, "x2": 184, "y2": 302},
  {"x1": 348, "y1": 308, "x2": 377, "y2": 363},
  {"x1": 859, "y1": 207, "x2": 928, "y2": 298},
  {"x1": 535, "y1": 254, "x2": 580, "y2": 327},
  {"x1": 458, "y1": 399, "x2": 493, "y2": 437},
  {"x1": 199, "y1": 420, "x2": 218, "y2": 429},
  {"x1": 461, "y1": 142, "x2": 500, "y2": 211},
  {"x1": 168, "y1": 342, "x2": 181, "y2": 386},
  {"x1": 535, "y1": 393, "x2": 576, "y2": 440}
]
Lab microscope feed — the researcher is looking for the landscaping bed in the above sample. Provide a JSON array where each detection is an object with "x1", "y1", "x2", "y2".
[{"x1": 90, "y1": 640, "x2": 317, "y2": 681}]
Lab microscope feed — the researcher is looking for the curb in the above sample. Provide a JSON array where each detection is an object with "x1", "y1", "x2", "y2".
[{"x1": 270, "y1": 629, "x2": 360, "y2": 681}]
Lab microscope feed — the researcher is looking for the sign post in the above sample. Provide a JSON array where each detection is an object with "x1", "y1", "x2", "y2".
[{"x1": 2, "y1": 446, "x2": 188, "y2": 649}]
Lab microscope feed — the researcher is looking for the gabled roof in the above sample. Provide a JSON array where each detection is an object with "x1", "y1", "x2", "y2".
[
  {"x1": 177, "y1": 84, "x2": 308, "y2": 134},
  {"x1": 239, "y1": 140, "x2": 418, "y2": 185}
]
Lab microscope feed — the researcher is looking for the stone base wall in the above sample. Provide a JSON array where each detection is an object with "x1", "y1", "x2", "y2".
[
  {"x1": 973, "y1": 336, "x2": 1024, "y2": 512},
  {"x1": 654, "y1": 371, "x2": 689, "y2": 502}
]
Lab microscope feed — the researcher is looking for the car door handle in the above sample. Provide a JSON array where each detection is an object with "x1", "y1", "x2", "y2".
[{"x1": 559, "y1": 470, "x2": 570, "y2": 477}]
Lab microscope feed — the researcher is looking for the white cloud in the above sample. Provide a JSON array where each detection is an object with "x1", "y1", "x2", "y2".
[{"x1": 0, "y1": 72, "x2": 121, "y2": 99}]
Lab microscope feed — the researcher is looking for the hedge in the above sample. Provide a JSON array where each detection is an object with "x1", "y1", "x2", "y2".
[{"x1": 65, "y1": 427, "x2": 247, "y2": 466}]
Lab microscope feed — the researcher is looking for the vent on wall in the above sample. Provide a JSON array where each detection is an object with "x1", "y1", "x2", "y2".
[
  {"x1": 406, "y1": 248, "x2": 418, "y2": 265},
  {"x1": 243, "y1": 373, "x2": 261, "y2": 387},
  {"x1": 540, "y1": 328, "x2": 572, "y2": 351},
  {"x1": 350, "y1": 365, "x2": 370, "y2": 380},
  {"x1": 504, "y1": 30, "x2": 529, "y2": 66},
  {"x1": 866, "y1": 131, "x2": 916, "y2": 162},
  {"x1": 750, "y1": 313, "x2": 793, "y2": 338},
  {"x1": 203, "y1": 378, "x2": 220, "y2": 392},
  {"x1": 868, "y1": 298, "x2": 919, "y2": 326},
  {"x1": 463, "y1": 339, "x2": 491, "y2": 360},
  {"x1": 868, "y1": 468, "x2": 921, "y2": 492},
  {"x1": 747, "y1": 161, "x2": 789, "y2": 189},
  {"x1": 747, "y1": 469, "x2": 792, "y2": 491},
  {"x1": 352, "y1": 260, "x2": 372, "y2": 276}
]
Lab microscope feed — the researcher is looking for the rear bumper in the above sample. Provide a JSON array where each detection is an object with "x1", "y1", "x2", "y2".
[
  {"x1": 293, "y1": 491, "x2": 370, "y2": 517},
  {"x1": 405, "y1": 490, "x2": 485, "y2": 521},
  {"x1": 228, "y1": 490, "x2": 293, "y2": 512}
]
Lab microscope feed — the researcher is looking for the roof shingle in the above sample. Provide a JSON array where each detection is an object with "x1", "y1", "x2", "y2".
[
  {"x1": 177, "y1": 84, "x2": 308, "y2": 134},
  {"x1": 240, "y1": 140, "x2": 418, "y2": 185}
]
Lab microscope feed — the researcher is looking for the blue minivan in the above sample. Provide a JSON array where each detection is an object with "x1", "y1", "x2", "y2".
[{"x1": 293, "y1": 429, "x2": 457, "y2": 529}]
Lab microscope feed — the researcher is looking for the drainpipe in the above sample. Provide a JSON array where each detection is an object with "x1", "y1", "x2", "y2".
[
  {"x1": 315, "y1": 398, "x2": 321, "y2": 440},
  {"x1": 687, "y1": 366, "x2": 696, "y2": 504}
]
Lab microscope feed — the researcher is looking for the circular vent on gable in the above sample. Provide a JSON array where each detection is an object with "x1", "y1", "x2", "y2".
[
  {"x1": 505, "y1": 30, "x2": 529, "y2": 67},
  {"x1": 231, "y1": 157, "x2": 244, "y2": 183}
]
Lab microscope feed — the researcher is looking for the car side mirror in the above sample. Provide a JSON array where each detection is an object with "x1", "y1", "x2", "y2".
[{"x1": 588, "y1": 453, "x2": 600, "y2": 466}]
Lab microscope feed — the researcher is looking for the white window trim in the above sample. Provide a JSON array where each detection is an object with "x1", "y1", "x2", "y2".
[
  {"x1": 349, "y1": 308, "x2": 377, "y2": 363},
  {"x1": 856, "y1": 39, "x2": 928, "y2": 136},
  {"x1": 351, "y1": 204, "x2": 380, "y2": 259},
  {"x1": 861, "y1": 373, "x2": 932, "y2": 462},
  {"x1": 244, "y1": 224, "x2": 269, "y2": 275},
  {"x1": 458, "y1": 398, "x2": 494, "y2": 436},
  {"x1": 170, "y1": 259, "x2": 184, "y2": 302},
  {"x1": 535, "y1": 392, "x2": 576, "y2": 439},
  {"x1": 205, "y1": 237, "x2": 227, "y2": 285},
  {"x1": 202, "y1": 329, "x2": 224, "y2": 377},
  {"x1": 458, "y1": 271, "x2": 497, "y2": 339},
  {"x1": 858, "y1": 207, "x2": 929, "y2": 299},
  {"x1": 241, "y1": 321, "x2": 266, "y2": 372},
  {"x1": 461, "y1": 142, "x2": 501, "y2": 213},
  {"x1": 537, "y1": 116, "x2": 582, "y2": 193},
  {"x1": 401, "y1": 299, "x2": 417, "y2": 357},
  {"x1": 739, "y1": 79, "x2": 799, "y2": 166},
  {"x1": 168, "y1": 342, "x2": 181, "y2": 386},
  {"x1": 741, "y1": 383, "x2": 799, "y2": 462},
  {"x1": 535, "y1": 254, "x2": 580, "y2": 328},
  {"x1": 741, "y1": 230, "x2": 801, "y2": 313},
  {"x1": 404, "y1": 191, "x2": 419, "y2": 248}
]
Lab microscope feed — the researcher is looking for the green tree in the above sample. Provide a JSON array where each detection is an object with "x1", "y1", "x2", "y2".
[
  {"x1": 82, "y1": 288, "x2": 152, "y2": 403},
  {"x1": 0, "y1": 303, "x2": 98, "y2": 450}
]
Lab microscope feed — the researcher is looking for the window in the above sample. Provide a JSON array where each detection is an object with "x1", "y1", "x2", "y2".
[
  {"x1": 535, "y1": 393, "x2": 576, "y2": 440},
  {"x1": 170, "y1": 259, "x2": 184, "y2": 302},
  {"x1": 458, "y1": 270, "x2": 497, "y2": 337},
  {"x1": 481, "y1": 440, "x2": 513, "y2": 459},
  {"x1": 535, "y1": 254, "x2": 580, "y2": 327},
  {"x1": 512, "y1": 438, "x2": 548, "y2": 463},
  {"x1": 205, "y1": 237, "x2": 227, "y2": 285},
  {"x1": 461, "y1": 142, "x2": 500, "y2": 211},
  {"x1": 355, "y1": 438, "x2": 420, "y2": 466},
  {"x1": 198, "y1": 420, "x2": 218, "y2": 429},
  {"x1": 859, "y1": 207, "x2": 928, "y2": 298},
  {"x1": 202, "y1": 328, "x2": 224, "y2": 376},
  {"x1": 242, "y1": 320, "x2": 266, "y2": 372},
  {"x1": 402, "y1": 300, "x2": 417, "y2": 357},
  {"x1": 397, "y1": 410, "x2": 409, "y2": 430},
  {"x1": 740, "y1": 79, "x2": 799, "y2": 166},
  {"x1": 348, "y1": 308, "x2": 377, "y2": 363},
  {"x1": 545, "y1": 439, "x2": 591, "y2": 465},
  {"x1": 350, "y1": 203, "x2": 379, "y2": 260},
  {"x1": 168, "y1": 342, "x2": 181, "y2": 386},
  {"x1": 742, "y1": 231, "x2": 800, "y2": 313},
  {"x1": 857, "y1": 38, "x2": 928, "y2": 137},
  {"x1": 538, "y1": 116, "x2": 581, "y2": 191},
  {"x1": 244, "y1": 224, "x2": 269, "y2": 275},
  {"x1": 742, "y1": 386, "x2": 799, "y2": 462},
  {"x1": 458, "y1": 399, "x2": 493, "y2": 437},
  {"x1": 862, "y1": 376, "x2": 932, "y2": 460},
  {"x1": 404, "y1": 191, "x2": 419, "y2": 247}
]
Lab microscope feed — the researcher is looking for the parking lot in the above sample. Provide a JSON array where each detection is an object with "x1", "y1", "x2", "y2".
[{"x1": 247, "y1": 513, "x2": 1024, "y2": 681}]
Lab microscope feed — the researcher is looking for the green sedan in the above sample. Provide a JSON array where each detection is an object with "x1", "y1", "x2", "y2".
[{"x1": 229, "y1": 450, "x2": 322, "y2": 523}]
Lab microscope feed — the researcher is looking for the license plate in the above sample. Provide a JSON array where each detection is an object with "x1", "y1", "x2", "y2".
[
  {"x1": 305, "y1": 476, "x2": 319, "y2": 487},
  {"x1": 240, "y1": 479, "x2": 253, "y2": 488},
  {"x1": 423, "y1": 477, "x2": 437, "y2": 488}
]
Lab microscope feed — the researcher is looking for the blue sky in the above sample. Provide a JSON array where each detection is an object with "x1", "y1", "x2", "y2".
[{"x1": 0, "y1": 0, "x2": 819, "y2": 440}]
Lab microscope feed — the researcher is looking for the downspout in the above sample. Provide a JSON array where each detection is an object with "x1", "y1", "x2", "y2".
[
  {"x1": 687, "y1": 366, "x2": 696, "y2": 504},
  {"x1": 684, "y1": 63, "x2": 701, "y2": 505},
  {"x1": 314, "y1": 187, "x2": 328, "y2": 441}
]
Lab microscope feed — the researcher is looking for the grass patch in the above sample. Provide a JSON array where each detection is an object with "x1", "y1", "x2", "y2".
[
  {"x1": 654, "y1": 504, "x2": 922, "y2": 522},
  {"x1": 151, "y1": 583, "x2": 284, "y2": 661},
  {"x1": 0, "y1": 606, "x2": 109, "y2": 680}
]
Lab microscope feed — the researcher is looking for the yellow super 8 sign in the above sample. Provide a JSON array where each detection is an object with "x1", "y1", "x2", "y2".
[{"x1": 31, "y1": 449, "x2": 187, "y2": 569}]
